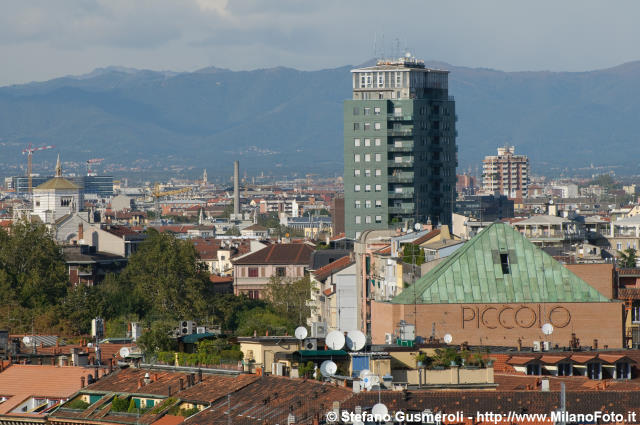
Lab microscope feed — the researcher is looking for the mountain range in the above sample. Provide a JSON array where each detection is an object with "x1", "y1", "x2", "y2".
[{"x1": 1, "y1": 60, "x2": 639, "y2": 178}]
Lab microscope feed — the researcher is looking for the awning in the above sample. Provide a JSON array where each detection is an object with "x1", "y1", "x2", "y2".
[{"x1": 297, "y1": 350, "x2": 348, "y2": 358}]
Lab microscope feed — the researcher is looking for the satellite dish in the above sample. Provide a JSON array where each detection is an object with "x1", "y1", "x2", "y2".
[
  {"x1": 371, "y1": 403, "x2": 388, "y2": 418},
  {"x1": 346, "y1": 330, "x2": 366, "y2": 351},
  {"x1": 119, "y1": 347, "x2": 131, "y2": 358},
  {"x1": 295, "y1": 326, "x2": 308, "y2": 340},
  {"x1": 22, "y1": 336, "x2": 31, "y2": 345},
  {"x1": 325, "y1": 331, "x2": 345, "y2": 350},
  {"x1": 320, "y1": 360, "x2": 337, "y2": 377},
  {"x1": 542, "y1": 323, "x2": 554, "y2": 335},
  {"x1": 414, "y1": 223, "x2": 422, "y2": 231},
  {"x1": 359, "y1": 369, "x2": 371, "y2": 379},
  {"x1": 443, "y1": 334, "x2": 453, "y2": 344}
]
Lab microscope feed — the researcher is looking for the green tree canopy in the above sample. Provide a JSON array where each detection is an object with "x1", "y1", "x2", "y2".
[
  {"x1": 402, "y1": 243, "x2": 425, "y2": 266},
  {"x1": 264, "y1": 275, "x2": 313, "y2": 325},
  {"x1": 618, "y1": 248, "x2": 637, "y2": 268},
  {"x1": 120, "y1": 229, "x2": 210, "y2": 321}
]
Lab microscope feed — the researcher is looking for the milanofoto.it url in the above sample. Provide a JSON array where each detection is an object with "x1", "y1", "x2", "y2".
[{"x1": 326, "y1": 410, "x2": 640, "y2": 424}]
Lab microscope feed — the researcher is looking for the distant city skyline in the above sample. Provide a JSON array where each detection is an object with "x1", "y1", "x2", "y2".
[{"x1": 2, "y1": 0, "x2": 640, "y2": 86}]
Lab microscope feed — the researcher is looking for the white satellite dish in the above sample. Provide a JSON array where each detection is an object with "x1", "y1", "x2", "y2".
[
  {"x1": 346, "y1": 330, "x2": 366, "y2": 351},
  {"x1": 119, "y1": 347, "x2": 131, "y2": 358},
  {"x1": 295, "y1": 326, "x2": 308, "y2": 340},
  {"x1": 22, "y1": 336, "x2": 31, "y2": 345},
  {"x1": 414, "y1": 223, "x2": 422, "y2": 231},
  {"x1": 325, "y1": 331, "x2": 345, "y2": 350},
  {"x1": 359, "y1": 369, "x2": 371, "y2": 379},
  {"x1": 320, "y1": 360, "x2": 338, "y2": 377},
  {"x1": 371, "y1": 403, "x2": 388, "y2": 418},
  {"x1": 542, "y1": 323, "x2": 554, "y2": 335},
  {"x1": 443, "y1": 333, "x2": 453, "y2": 344}
]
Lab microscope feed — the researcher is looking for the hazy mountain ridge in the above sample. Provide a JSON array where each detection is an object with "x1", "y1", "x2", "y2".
[{"x1": 1, "y1": 60, "x2": 639, "y2": 176}]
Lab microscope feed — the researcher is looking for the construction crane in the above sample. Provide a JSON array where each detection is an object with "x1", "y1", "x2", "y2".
[
  {"x1": 151, "y1": 184, "x2": 192, "y2": 214},
  {"x1": 22, "y1": 144, "x2": 55, "y2": 195},
  {"x1": 86, "y1": 158, "x2": 104, "y2": 176}
]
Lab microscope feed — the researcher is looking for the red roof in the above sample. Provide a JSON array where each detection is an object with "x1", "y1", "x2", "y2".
[
  {"x1": 209, "y1": 275, "x2": 233, "y2": 284},
  {"x1": 313, "y1": 255, "x2": 354, "y2": 281},
  {"x1": 233, "y1": 243, "x2": 314, "y2": 265},
  {"x1": 151, "y1": 415, "x2": 184, "y2": 425},
  {"x1": 411, "y1": 229, "x2": 441, "y2": 245}
]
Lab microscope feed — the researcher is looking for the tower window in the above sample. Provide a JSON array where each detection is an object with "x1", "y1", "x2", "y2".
[{"x1": 500, "y1": 253, "x2": 510, "y2": 274}]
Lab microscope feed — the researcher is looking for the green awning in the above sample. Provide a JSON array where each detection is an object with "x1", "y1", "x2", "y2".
[{"x1": 181, "y1": 332, "x2": 218, "y2": 344}]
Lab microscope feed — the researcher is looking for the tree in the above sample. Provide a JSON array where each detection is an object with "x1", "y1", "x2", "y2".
[
  {"x1": 137, "y1": 322, "x2": 177, "y2": 356},
  {"x1": 264, "y1": 275, "x2": 313, "y2": 325},
  {"x1": 119, "y1": 229, "x2": 209, "y2": 321},
  {"x1": 235, "y1": 307, "x2": 291, "y2": 336},
  {"x1": 402, "y1": 244, "x2": 425, "y2": 266},
  {"x1": 618, "y1": 248, "x2": 637, "y2": 268},
  {"x1": 0, "y1": 220, "x2": 68, "y2": 310},
  {"x1": 224, "y1": 226, "x2": 241, "y2": 236}
]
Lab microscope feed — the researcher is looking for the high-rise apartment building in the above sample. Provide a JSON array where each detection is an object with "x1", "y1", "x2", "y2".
[
  {"x1": 344, "y1": 55, "x2": 457, "y2": 239},
  {"x1": 482, "y1": 146, "x2": 529, "y2": 198}
]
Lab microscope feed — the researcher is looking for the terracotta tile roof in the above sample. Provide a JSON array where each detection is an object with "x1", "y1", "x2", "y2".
[
  {"x1": 232, "y1": 243, "x2": 314, "y2": 265},
  {"x1": 242, "y1": 224, "x2": 268, "y2": 231},
  {"x1": 103, "y1": 225, "x2": 143, "y2": 238},
  {"x1": 411, "y1": 229, "x2": 440, "y2": 245},
  {"x1": 619, "y1": 288, "x2": 640, "y2": 299},
  {"x1": 183, "y1": 376, "x2": 351, "y2": 425},
  {"x1": 619, "y1": 268, "x2": 640, "y2": 276},
  {"x1": 375, "y1": 245, "x2": 392, "y2": 255},
  {"x1": 330, "y1": 232, "x2": 346, "y2": 241},
  {"x1": 85, "y1": 367, "x2": 188, "y2": 395},
  {"x1": 209, "y1": 275, "x2": 233, "y2": 284},
  {"x1": 507, "y1": 356, "x2": 539, "y2": 365},
  {"x1": 0, "y1": 365, "x2": 93, "y2": 415},
  {"x1": 312, "y1": 256, "x2": 354, "y2": 281},
  {"x1": 152, "y1": 415, "x2": 185, "y2": 425},
  {"x1": 538, "y1": 355, "x2": 570, "y2": 364},
  {"x1": 494, "y1": 373, "x2": 640, "y2": 392},
  {"x1": 177, "y1": 374, "x2": 258, "y2": 402},
  {"x1": 598, "y1": 354, "x2": 636, "y2": 364}
]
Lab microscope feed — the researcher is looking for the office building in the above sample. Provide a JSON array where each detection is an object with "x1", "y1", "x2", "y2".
[
  {"x1": 12, "y1": 175, "x2": 113, "y2": 198},
  {"x1": 482, "y1": 146, "x2": 529, "y2": 198},
  {"x1": 344, "y1": 55, "x2": 457, "y2": 239}
]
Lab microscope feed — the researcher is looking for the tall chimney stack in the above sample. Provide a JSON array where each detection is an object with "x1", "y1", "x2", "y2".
[{"x1": 233, "y1": 160, "x2": 240, "y2": 218}]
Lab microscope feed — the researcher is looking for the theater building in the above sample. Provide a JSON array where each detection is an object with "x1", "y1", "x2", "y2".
[{"x1": 371, "y1": 222, "x2": 624, "y2": 348}]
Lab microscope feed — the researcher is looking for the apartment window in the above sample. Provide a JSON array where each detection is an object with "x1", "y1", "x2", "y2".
[
  {"x1": 365, "y1": 184, "x2": 371, "y2": 192},
  {"x1": 354, "y1": 154, "x2": 361, "y2": 163},
  {"x1": 61, "y1": 197, "x2": 72, "y2": 207},
  {"x1": 375, "y1": 169, "x2": 381, "y2": 177},
  {"x1": 375, "y1": 184, "x2": 382, "y2": 192},
  {"x1": 365, "y1": 200, "x2": 372, "y2": 208},
  {"x1": 276, "y1": 267, "x2": 286, "y2": 277},
  {"x1": 365, "y1": 169, "x2": 371, "y2": 177},
  {"x1": 526, "y1": 364, "x2": 541, "y2": 376},
  {"x1": 375, "y1": 138, "x2": 381, "y2": 146},
  {"x1": 617, "y1": 243, "x2": 622, "y2": 250},
  {"x1": 374, "y1": 107, "x2": 381, "y2": 115},
  {"x1": 377, "y1": 73, "x2": 384, "y2": 87},
  {"x1": 248, "y1": 290, "x2": 260, "y2": 299},
  {"x1": 354, "y1": 138, "x2": 361, "y2": 147},
  {"x1": 374, "y1": 122, "x2": 381, "y2": 130},
  {"x1": 353, "y1": 107, "x2": 359, "y2": 115},
  {"x1": 375, "y1": 153, "x2": 382, "y2": 162},
  {"x1": 355, "y1": 200, "x2": 361, "y2": 208},
  {"x1": 364, "y1": 154, "x2": 371, "y2": 162},
  {"x1": 364, "y1": 123, "x2": 371, "y2": 131},
  {"x1": 394, "y1": 107, "x2": 402, "y2": 116},
  {"x1": 365, "y1": 216, "x2": 372, "y2": 224},
  {"x1": 364, "y1": 107, "x2": 371, "y2": 115},
  {"x1": 375, "y1": 215, "x2": 382, "y2": 223},
  {"x1": 353, "y1": 123, "x2": 360, "y2": 130},
  {"x1": 364, "y1": 138, "x2": 371, "y2": 147},
  {"x1": 355, "y1": 231, "x2": 361, "y2": 239},
  {"x1": 355, "y1": 216, "x2": 361, "y2": 224},
  {"x1": 375, "y1": 200, "x2": 382, "y2": 208},
  {"x1": 248, "y1": 267, "x2": 259, "y2": 277},
  {"x1": 354, "y1": 184, "x2": 361, "y2": 192},
  {"x1": 354, "y1": 169, "x2": 361, "y2": 176}
]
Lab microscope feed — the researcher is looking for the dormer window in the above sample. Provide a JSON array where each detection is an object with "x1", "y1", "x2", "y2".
[
  {"x1": 61, "y1": 197, "x2": 72, "y2": 207},
  {"x1": 500, "y1": 253, "x2": 510, "y2": 274}
]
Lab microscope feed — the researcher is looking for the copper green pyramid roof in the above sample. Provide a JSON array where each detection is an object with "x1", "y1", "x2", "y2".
[
  {"x1": 35, "y1": 177, "x2": 78, "y2": 190},
  {"x1": 392, "y1": 222, "x2": 610, "y2": 304}
]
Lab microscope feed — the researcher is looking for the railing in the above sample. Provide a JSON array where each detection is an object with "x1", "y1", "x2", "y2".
[
  {"x1": 388, "y1": 191, "x2": 414, "y2": 199},
  {"x1": 387, "y1": 114, "x2": 412, "y2": 121},
  {"x1": 388, "y1": 160, "x2": 414, "y2": 168},
  {"x1": 388, "y1": 175, "x2": 414, "y2": 183},
  {"x1": 389, "y1": 207, "x2": 414, "y2": 215},
  {"x1": 388, "y1": 129, "x2": 413, "y2": 137}
]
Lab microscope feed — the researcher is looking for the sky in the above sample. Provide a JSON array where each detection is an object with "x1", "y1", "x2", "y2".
[{"x1": 1, "y1": 0, "x2": 639, "y2": 86}]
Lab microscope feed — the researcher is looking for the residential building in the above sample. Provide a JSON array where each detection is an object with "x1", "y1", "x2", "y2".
[
  {"x1": 344, "y1": 55, "x2": 457, "y2": 239},
  {"x1": 232, "y1": 243, "x2": 314, "y2": 299},
  {"x1": 482, "y1": 146, "x2": 529, "y2": 198},
  {"x1": 455, "y1": 194, "x2": 514, "y2": 222}
]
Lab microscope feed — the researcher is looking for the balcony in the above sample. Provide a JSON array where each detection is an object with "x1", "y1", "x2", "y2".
[
  {"x1": 388, "y1": 128, "x2": 413, "y2": 137},
  {"x1": 388, "y1": 174, "x2": 414, "y2": 183},
  {"x1": 389, "y1": 206, "x2": 415, "y2": 215},
  {"x1": 388, "y1": 142, "x2": 414, "y2": 152},
  {"x1": 387, "y1": 114, "x2": 412, "y2": 121},
  {"x1": 388, "y1": 191, "x2": 414, "y2": 199},
  {"x1": 388, "y1": 159, "x2": 414, "y2": 168}
]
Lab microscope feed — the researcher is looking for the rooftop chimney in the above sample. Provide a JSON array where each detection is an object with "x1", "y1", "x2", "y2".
[
  {"x1": 81, "y1": 376, "x2": 85, "y2": 387},
  {"x1": 233, "y1": 160, "x2": 240, "y2": 218}
]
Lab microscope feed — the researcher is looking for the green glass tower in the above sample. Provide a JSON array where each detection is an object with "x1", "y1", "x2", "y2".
[{"x1": 344, "y1": 56, "x2": 457, "y2": 239}]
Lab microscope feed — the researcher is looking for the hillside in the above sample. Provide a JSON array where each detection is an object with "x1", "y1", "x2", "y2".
[{"x1": 1, "y1": 60, "x2": 639, "y2": 178}]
